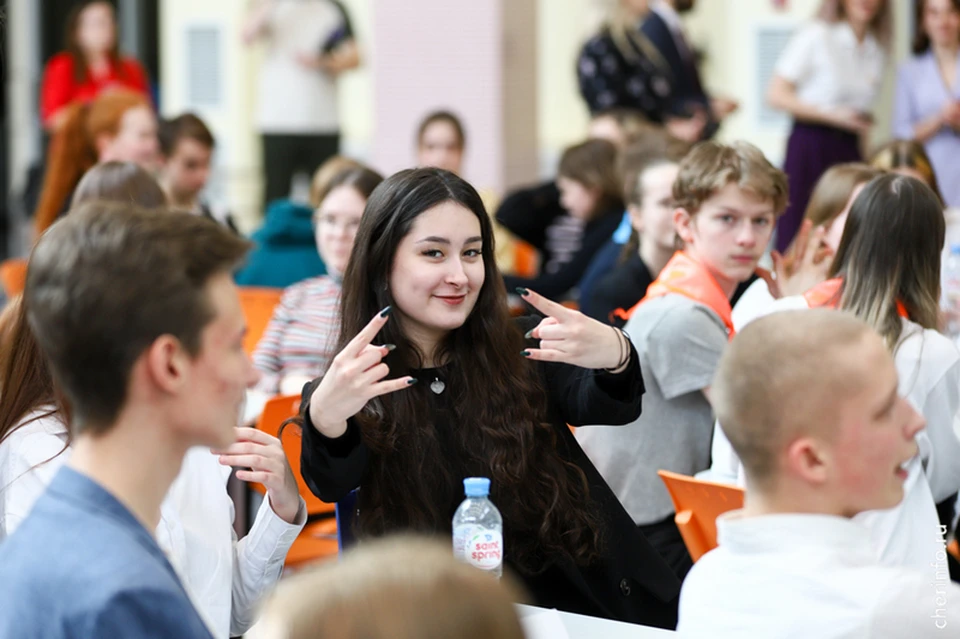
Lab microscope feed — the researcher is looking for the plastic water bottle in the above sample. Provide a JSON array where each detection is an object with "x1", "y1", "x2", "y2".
[
  {"x1": 452, "y1": 477, "x2": 503, "y2": 578},
  {"x1": 945, "y1": 244, "x2": 960, "y2": 340}
]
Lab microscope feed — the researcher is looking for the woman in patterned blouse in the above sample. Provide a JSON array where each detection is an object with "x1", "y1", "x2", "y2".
[
  {"x1": 252, "y1": 165, "x2": 383, "y2": 397},
  {"x1": 577, "y1": 0, "x2": 705, "y2": 142}
]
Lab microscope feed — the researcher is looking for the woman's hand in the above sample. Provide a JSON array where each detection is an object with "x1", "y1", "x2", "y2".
[
  {"x1": 761, "y1": 219, "x2": 833, "y2": 300},
  {"x1": 215, "y1": 427, "x2": 302, "y2": 524},
  {"x1": 825, "y1": 107, "x2": 872, "y2": 135},
  {"x1": 665, "y1": 108, "x2": 708, "y2": 142},
  {"x1": 517, "y1": 288, "x2": 630, "y2": 372},
  {"x1": 307, "y1": 308, "x2": 415, "y2": 438}
]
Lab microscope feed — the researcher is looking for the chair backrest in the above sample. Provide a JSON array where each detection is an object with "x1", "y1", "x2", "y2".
[
  {"x1": 254, "y1": 394, "x2": 335, "y2": 518},
  {"x1": 239, "y1": 286, "x2": 283, "y2": 355},
  {"x1": 657, "y1": 469, "x2": 744, "y2": 562},
  {"x1": 0, "y1": 259, "x2": 28, "y2": 298},
  {"x1": 513, "y1": 241, "x2": 538, "y2": 278},
  {"x1": 336, "y1": 489, "x2": 359, "y2": 554}
]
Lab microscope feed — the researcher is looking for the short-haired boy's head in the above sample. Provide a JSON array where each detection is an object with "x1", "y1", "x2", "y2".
[
  {"x1": 712, "y1": 309, "x2": 924, "y2": 515},
  {"x1": 26, "y1": 202, "x2": 251, "y2": 433},
  {"x1": 673, "y1": 140, "x2": 788, "y2": 217},
  {"x1": 158, "y1": 113, "x2": 215, "y2": 157},
  {"x1": 157, "y1": 113, "x2": 216, "y2": 203},
  {"x1": 257, "y1": 535, "x2": 527, "y2": 639}
]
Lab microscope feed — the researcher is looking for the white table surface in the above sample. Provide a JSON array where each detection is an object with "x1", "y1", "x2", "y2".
[{"x1": 517, "y1": 604, "x2": 676, "y2": 638}]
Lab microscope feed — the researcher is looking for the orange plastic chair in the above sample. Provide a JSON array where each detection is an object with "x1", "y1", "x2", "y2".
[
  {"x1": 657, "y1": 469, "x2": 745, "y2": 563},
  {"x1": 252, "y1": 394, "x2": 338, "y2": 568},
  {"x1": 513, "y1": 241, "x2": 539, "y2": 278},
  {"x1": 0, "y1": 259, "x2": 28, "y2": 298},
  {"x1": 239, "y1": 287, "x2": 283, "y2": 355}
]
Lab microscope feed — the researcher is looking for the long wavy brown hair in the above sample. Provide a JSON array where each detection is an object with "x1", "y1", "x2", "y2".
[
  {"x1": 0, "y1": 296, "x2": 70, "y2": 452},
  {"x1": 304, "y1": 168, "x2": 603, "y2": 574},
  {"x1": 33, "y1": 89, "x2": 150, "y2": 234}
]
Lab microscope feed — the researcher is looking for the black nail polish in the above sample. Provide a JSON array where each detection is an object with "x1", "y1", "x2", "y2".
[
  {"x1": 379, "y1": 305, "x2": 392, "y2": 318},
  {"x1": 523, "y1": 329, "x2": 533, "y2": 339},
  {"x1": 520, "y1": 350, "x2": 530, "y2": 357},
  {"x1": 515, "y1": 287, "x2": 529, "y2": 296},
  {"x1": 407, "y1": 378, "x2": 419, "y2": 385}
]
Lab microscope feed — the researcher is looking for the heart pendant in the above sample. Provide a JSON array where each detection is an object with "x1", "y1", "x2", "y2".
[{"x1": 430, "y1": 379, "x2": 445, "y2": 394}]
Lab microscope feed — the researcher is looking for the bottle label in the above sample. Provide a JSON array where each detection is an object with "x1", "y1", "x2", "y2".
[{"x1": 455, "y1": 526, "x2": 503, "y2": 571}]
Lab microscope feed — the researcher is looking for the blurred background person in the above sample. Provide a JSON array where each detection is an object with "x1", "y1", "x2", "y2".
[
  {"x1": 33, "y1": 89, "x2": 157, "y2": 235},
  {"x1": 158, "y1": 112, "x2": 238, "y2": 232},
  {"x1": 243, "y1": 0, "x2": 360, "y2": 211},
  {"x1": 251, "y1": 165, "x2": 383, "y2": 399},
  {"x1": 767, "y1": 0, "x2": 892, "y2": 253},
  {"x1": 39, "y1": 0, "x2": 150, "y2": 133},
  {"x1": 641, "y1": 0, "x2": 738, "y2": 140},
  {"x1": 893, "y1": 0, "x2": 960, "y2": 209},
  {"x1": 578, "y1": 0, "x2": 707, "y2": 143}
]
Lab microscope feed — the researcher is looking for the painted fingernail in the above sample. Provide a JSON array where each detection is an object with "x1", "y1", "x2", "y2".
[
  {"x1": 382, "y1": 344, "x2": 396, "y2": 352},
  {"x1": 407, "y1": 378, "x2": 419, "y2": 385},
  {"x1": 523, "y1": 329, "x2": 534, "y2": 339},
  {"x1": 515, "y1": 287, "x2": 529, "y2": 296},
  {"x1": 379, "y1": 305, "x2": 392, "y2": 318},
  {"x1": 520, "y1": 350, "x2": 531, "y2": 357}
]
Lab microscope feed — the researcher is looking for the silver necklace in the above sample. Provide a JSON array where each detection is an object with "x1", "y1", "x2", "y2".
[{"x1": 430, "y1": 377, "x2": 445, "y2": 395}]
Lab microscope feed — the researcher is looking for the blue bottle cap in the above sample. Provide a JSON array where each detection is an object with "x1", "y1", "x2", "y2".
[{"x1": 463, "y1": 477, "x2": 491, "y2": 497}]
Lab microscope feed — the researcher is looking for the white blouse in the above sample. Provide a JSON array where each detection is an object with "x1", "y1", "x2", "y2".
[
  {"x1": 774, "y1": 21, "x2": 886, "y2": 114},
  {"x1": 0, "y1": 409, "x2": 306, "y2": 639}
]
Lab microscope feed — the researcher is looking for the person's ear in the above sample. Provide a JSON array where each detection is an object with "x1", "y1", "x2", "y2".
[
  {"x1": 94, "y1": 132, "x2": 115, "y2": 160},
  {"x1": 628, "y1": 204, "x2": 644, "y2": 233},
  {"x1": 674, "y1": 207, "x2": 696, "y2": 245},
  {"x1": 785, "y1": 436, "x2": 829, "y2": 486},
  {"x1": 143, "y1": 335, "x2": 190, "y2": 395}
]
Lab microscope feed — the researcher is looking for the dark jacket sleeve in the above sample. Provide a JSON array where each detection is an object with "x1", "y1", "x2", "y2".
[
  {"x1": 495, "y1": 181, "x2": 564, "y2": 251},
  {"x1": 503, "y1": 210, "x2": 621, "y2": 300},
  {"x1": 516, "y1": 316, "x2": 643, "y2": 427},
  {"x1": 641, "y1": 12, "x2": 716, "y2": 135},
  {"x1": 298, "y1": 378, "x2": 370, "y2": 503}
]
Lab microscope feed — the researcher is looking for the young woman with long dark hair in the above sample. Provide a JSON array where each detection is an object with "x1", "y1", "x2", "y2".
[{"x1": 296, "y1": 167, "x2": 680, "y2": 627}]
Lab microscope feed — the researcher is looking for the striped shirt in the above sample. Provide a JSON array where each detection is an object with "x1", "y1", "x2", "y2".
[{"x1": 253, "y1": 276, "x2": 342, "y2": 395}]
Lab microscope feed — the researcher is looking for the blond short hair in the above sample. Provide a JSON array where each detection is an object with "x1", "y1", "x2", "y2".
[
  {"x1": 256, "y1": 536, "x2": 528, "y2": 639},
  {"x1": 711, "y1": 310, "x2": 874, "y2": 490},
  {"x1": 673, "y1": 140, "x2": 788, "y2": 217},
  {"x1": 309, "y1": 155, "x2": 364, "y2": 208}
]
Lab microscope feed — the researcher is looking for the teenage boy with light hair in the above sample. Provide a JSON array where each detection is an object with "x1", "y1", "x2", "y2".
[{"x1": 679, "y1": 309, "x2": 960, "y2": 637}]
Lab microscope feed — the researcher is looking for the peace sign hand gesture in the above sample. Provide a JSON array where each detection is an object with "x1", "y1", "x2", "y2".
[
  {"x1": 307, "y1": 307, "x2": 416, "y2": 438},
  {"x1": 518, "y1": 288, "x2": 631, "y2": 373}
]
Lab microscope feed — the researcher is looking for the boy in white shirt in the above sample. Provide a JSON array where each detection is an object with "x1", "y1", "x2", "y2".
[{"x1": 678, "y1": 309, "x2": 960, "y2": 638}]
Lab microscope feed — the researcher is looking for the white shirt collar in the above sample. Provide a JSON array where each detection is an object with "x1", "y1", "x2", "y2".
[
  {"x1": 828, "y1": 20, "x2": 879, "y2": 53},
  {"x1": 717, "y1": 510, "x2": 878, "y2": 563}
]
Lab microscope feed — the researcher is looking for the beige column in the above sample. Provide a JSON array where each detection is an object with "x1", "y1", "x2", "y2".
[{"x1": 370, "y1": 0, "x2": 539, "y2": 194}]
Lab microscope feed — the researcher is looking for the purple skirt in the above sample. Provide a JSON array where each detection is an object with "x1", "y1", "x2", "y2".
[{"x1": 775, "y1": 121, "x2": 861, "y2": 253}]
